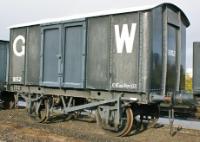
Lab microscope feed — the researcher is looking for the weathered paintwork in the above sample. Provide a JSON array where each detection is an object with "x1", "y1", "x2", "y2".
[
  {"x1": 8, "y1": 3, "x2": 190, "y2": 99},
  {"x1": 9, "y1": 25, "x2": 40, "y2": 85},
  {"x1": 86, "y1": 4, "x2": 189, "y2": 94}
]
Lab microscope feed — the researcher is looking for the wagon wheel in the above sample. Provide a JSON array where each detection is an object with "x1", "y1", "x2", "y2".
[
  {"x1": 194, "y1": 96, "x2": 200, "y2": 118},
  {"x1": 148, "y1": 104, "x2": 160, "y2": 127},
  {"x1": 6, "y1": 99, "x2": 15, "y2": 109},
  {"x1": 2, "y1": 92, "x2": 16, "y2": 109},
  {"x1": 97, "y1": 107, "x2": 134, "y2": 137},
  {"x1": 28, "y1": 98, "x2": 50, "y2": 123},
  {"x1": 195, "y1": 105, "x2": 200, "y2": 118},
  {"x1": 141, "y1": 104, "x2": 160, "y2": 128},
  {"x1": 61, "y1": 96, "x2": 75, "y2": 121},
  {"x1": 45, "y1": 96, "x2": 75, "y2": 122}
]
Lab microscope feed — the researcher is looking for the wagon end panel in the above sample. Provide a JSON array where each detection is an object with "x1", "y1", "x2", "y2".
[
  {"x1": 180, "y1": 22, "x2": 186, "y2": 91},
  {"x1": 150, "y1": 7, "x2": 163, "y2": 91}
]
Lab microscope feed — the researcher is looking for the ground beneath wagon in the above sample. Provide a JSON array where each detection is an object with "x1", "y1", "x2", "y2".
[{"x1": 0, "y1": 109, "x2": 200, "y2": 142}]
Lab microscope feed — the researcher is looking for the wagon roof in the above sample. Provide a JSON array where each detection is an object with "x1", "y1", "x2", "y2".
[
  {"x1": 0, "y1": 40, "x2": 9, "y2": 43},
  {"x1": 9, "y1": 2, "x2": 190, "y2": 29}
]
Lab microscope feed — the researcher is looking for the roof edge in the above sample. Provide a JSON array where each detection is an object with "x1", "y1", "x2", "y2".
[
  {"x1": 8, "y1": 2, "x2": 190, "y2": 28},
  {"x1": 160, "y1": 3, "x2": 190, "y2": 27},
  {"x1": 0, "y1": 40, "x2": 9, "y2": 43}
]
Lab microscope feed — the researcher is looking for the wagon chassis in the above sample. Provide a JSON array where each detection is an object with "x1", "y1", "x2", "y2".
[{"x1": 6, "y1": 84, "x2": 161, "y2": 136}]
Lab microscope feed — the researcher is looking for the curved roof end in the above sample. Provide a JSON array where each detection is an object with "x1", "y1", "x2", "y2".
[{"x1": 160, "y1": 3, "x2": 190, "y2": 27}]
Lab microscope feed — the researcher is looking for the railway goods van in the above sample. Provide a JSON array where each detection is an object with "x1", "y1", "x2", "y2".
[
  {"x1": 0, "y1": 40, "x2": 9, "y2": 107},
  {"x1": 5, "y1": 3, "x2": 190, "y2": 136},
  {"x1": 193, "y1": 42, "x2": 200, "y2": 117},
  {"x1": 0, "y1": 40, "x2": 8, "y2": 88}
]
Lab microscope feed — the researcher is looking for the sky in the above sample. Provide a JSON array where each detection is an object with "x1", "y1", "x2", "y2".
[{"x1": 0, "y1": 0, "x2": 199, "y2": 69}]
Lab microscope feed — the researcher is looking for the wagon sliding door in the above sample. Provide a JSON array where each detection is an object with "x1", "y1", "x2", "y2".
[
  {"x1": 62, "y1": 22, "x2": 86, "y2": 88},
  {"x1": 40, "y1": 25, "x2": 62, "y2": 87}
]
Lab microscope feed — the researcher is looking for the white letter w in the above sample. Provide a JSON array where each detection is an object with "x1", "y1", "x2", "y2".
[{"x1": 114, "y1": 23, "x2": 137, "y2": 53}]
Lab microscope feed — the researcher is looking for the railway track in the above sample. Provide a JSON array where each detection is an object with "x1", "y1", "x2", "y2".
[
  {"x1": 0, "y1": 109, "x2": 200, "y2": 142},
  {"x1": 160, "y1": 103, "x2": 200, "y2": 120}
]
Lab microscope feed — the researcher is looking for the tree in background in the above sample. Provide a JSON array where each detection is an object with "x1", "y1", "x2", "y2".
[{"x1": 185, "y1": 74, "x2": 192, "y2": 92}]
